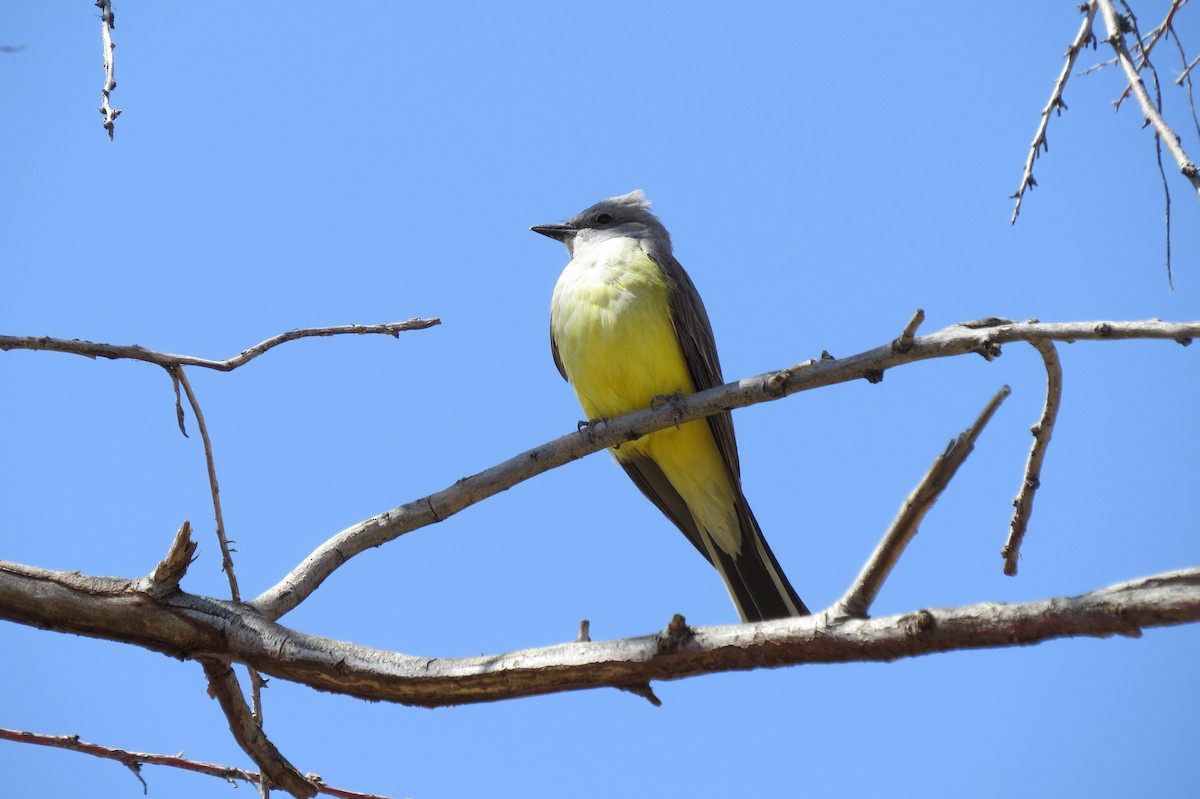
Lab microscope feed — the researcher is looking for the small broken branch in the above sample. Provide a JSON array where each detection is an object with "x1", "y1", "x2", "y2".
[
  {"x1": 891, "y1": 308, "x2": 925, "y2": 354},
  {"x1": 834, "y1": 386, "x2": 1010, "y2": 620},
  {"x1": 135, "y1": 521, "x2": 197, "y2": 596}
]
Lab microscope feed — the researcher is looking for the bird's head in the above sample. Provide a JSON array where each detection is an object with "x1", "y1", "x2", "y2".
[{"x1": 531, "y1": 190, "x2": 671, "y2": 257}]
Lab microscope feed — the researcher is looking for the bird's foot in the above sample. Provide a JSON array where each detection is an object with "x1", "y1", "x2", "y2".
[
  {"x1": 651, "y1": 391, "x2": 687, "y2": 429},
  {"x1": 577, "y1": 416, "x2": 610, "y2": 445}
]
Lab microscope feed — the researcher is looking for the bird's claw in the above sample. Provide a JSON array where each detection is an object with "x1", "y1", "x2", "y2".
[
  {"x1": 578, "y1": 416, "x2": 610, "y2": 444},
  {"x1": 651, "y1": 391, "x2": 687, "y2": 429}
]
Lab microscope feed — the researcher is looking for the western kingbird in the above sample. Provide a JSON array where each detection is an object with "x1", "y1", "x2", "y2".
[{"x1": 532, "y1": 190, "x2": 808, "y2": 622}]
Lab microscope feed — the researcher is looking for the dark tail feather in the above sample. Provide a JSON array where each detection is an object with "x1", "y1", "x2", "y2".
[
  {"x1": 711, "y1": 496, "x2": 808, "y2": 622},
  {"x1": 618, "y1": 453, "x2": 806, "y2": 622}
]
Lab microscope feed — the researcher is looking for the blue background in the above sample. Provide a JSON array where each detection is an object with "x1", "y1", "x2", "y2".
[{"x1": 2, "y1": 3, "x2": 1198, "y2": 797}]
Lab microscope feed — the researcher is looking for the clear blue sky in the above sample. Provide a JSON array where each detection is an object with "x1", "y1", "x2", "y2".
[{"x1": 3, "y1": 3, "x2": 1198, "y2": 797}]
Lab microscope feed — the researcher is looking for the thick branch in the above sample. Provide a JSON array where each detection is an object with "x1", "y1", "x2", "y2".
[
  {"x1": 253, "y1": 318, "x2": 1200, "y2": 620},
  {"x1": 0, "y1": 319, "x2": 440, "y2": 372},
  {"x1": 1, "y1": 559, "x2": 1196, "y2": 708},
  {"x1": 200, "y1": 659, "x2": 315, "y2": 799}
]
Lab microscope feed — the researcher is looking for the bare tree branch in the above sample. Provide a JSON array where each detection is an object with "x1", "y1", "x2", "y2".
[
  {"x1": 1180, "y1": 52, "x2": 1200, "y2": 85},
  {"x1": 0, "y1": 319, "x2": 441, "y2": 372},
  {"x1": 1003, "y1": 339, "x2": 1064, "y2": 575},
  {"x1": 136, "y1": 521, "x2": 197, "y2": 596},
  {"x1": 96, "y1": 0, "x2": 120, "y2": 139},
  {"x1": 1118, "y1": 1, "x2": 1181, "y2": 288},
  {"x1": 200, "y1": 659, "x2": 316, "y2": 799},
  {"x1": 834, "y1": 386, "x2": 1010, "y2": 620},
  {"x1": 0, "y1": 728, "x2": 394, "y2": 799},
  {"x1": 1113, "y1": 0, "x2": 1186, "y2": 110},
  {"x1": 0, "y1": 556, "x2": 1196, "y2": 708},
  {"x1": 252, "y1": 318, "x2": 1200, "y2": 621},
  {"x1": 1, "y1": 317, "x2": 1195, "y2": 710},
  {"x1": 1098, "y1": 0, "x2": 1200, "y2": 199},
  {"x1": 170, "y1": 367, "x2": 239, "y2": 599},
  {"x1": 1011, "y1": 2, "x2": 1099, "y2": 223},
  {"x1": 891, "y1": 307, "x2": 925, "y2": 353}
]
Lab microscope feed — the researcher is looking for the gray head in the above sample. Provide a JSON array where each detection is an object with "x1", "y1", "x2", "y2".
[{"x1": 531, "y1": 190, "x2": 672, "y2": 258}]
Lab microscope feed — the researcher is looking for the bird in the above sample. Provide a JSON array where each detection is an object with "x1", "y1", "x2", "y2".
[{"x1": 532, "y1": 190, "x2": 808, "y2": 622}]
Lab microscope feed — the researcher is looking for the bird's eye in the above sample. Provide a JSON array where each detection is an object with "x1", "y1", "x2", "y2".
[{"x1": 595, "y1": 213, "x2": 614, "y2": 226}]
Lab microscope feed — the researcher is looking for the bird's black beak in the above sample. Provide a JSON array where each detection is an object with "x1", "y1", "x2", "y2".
[{"x1": 530, "y1": 223, "x2": 577, "y2": 243}]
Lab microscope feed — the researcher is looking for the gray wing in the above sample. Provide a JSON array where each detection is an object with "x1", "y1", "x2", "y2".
[
  {"x1": 550, "y1": 324, "x2": 567, "y2": 381},
  {"x1": 644, "y1": 244, "x2": 743, "y2": 482},
  {"x1": 609, "y1": 242, "x2": 745, "y2": 565}
]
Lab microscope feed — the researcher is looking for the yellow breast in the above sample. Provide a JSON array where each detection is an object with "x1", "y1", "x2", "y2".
[{"x1": 550, "y1": 237, "x2": 696, "y2": 420}]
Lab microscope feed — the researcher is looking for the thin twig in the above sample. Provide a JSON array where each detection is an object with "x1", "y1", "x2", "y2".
[
  {"x1": 1180, "y1": 52, "x2": 1200, "y2": 84},
  {"x1": 96, "y1": 0, "x2": 120, "y2": 139},
  {"x1": 1118, "y1": 1, "x2": 1178, "y2": 288},
  {"x1": 0, "y1": 728, "x2": 393, "y2": 799},
  {"x1": 172, "y1": 366, "x2": 273, "y2": 789},
  {"x1": 1012, "y1": 2, "x2": 1099, "y2": 223},
  {"x1": 1113, "y1": 0, "x2": 1186, "y2": 110},
  {"x1": 171, "y1": 367, "x2": 237, "y2": 600},
  {"x1": 0, "y1": 319, "x2": 441, "y2": 371},
  {"x1": 200, "y1": 659, "x2": 316, "y2": 799},
  {"x1": 834, "y1": 386, "x2": 1010, "y2": 620},
  {"x1": 1168, "y1": 29, "x2": 1200, "y2": 166},
  {"x1": 1098, "y1": 0, "x2": 1200, "y2": 199},
  {"x1": 1002, "y1": 340, "x2": 1063, "y2": 575}
]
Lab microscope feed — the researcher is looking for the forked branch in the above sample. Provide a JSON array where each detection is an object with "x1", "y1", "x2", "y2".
[{"x1": 253, "y1": 318, "x2": 1200, "y2": 621}]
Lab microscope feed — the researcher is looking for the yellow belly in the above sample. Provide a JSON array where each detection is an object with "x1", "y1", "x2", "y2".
[{"x1": 550, "y1": 238, "x2": 739, "y2": 553}]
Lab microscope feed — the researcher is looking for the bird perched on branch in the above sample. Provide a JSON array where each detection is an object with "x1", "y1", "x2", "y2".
[{"x1": 532, "y1": 191, "x2": 807, "y2": 622}]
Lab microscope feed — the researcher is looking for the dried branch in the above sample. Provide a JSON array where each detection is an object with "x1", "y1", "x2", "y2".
[
  {"x1": 1003, "y1": 340, "x2": 1064, "y2": 575},
  {"x1": 1169, "y1": 26, "x2": 1200, "y2": 142},
  {"x1": 96, "y1": 0, "x2": 120, "y2": 139},
  {"x1": 891, "y1": 307, "x2": 925, "y2": 354},
  {"x1": 0, "y1": 728, "x2": 394, "y2": 799},
  {"x1": 172, "y1": 367, "x2": 275, "y2": 792},
  {"x1": 1098, "y1": 0, "x2": 1200, "y2": 199},
  {"x1": 1180, "y1": 52, "x2": 1200, "y2": 85},
  {"x1": 1, "y1": 557, "x2": 1196, "y2": 707},
  {"x1": 135, "y1": 521, "x2": 197, "y2": 596},
  {"x1": 1112, "y1": 0, "x2": 1186, "y2": 110},
  {"x1": 1011, "y1": 2, "x2": 1099, "y2": 223},
  {"x1": 0, "y1": 319, "x2": 441, "y2": 372},
  {"x1": 1118, "y1": 1, "x2": 1179, "y2": 288},
  {"x1": 170, "y1": 367, "x2": 239, "y2": 599},
  {"x1": 1, "y1": 317, "x2": 1196, "y2": 710},
  {"x1": 252, "y1": 318, "x2": 1200, "y2": 621},
  {"x1": 200, "y1": 659, "x2": 316, "y2": 799},
  {"x1": 834, "y1": 386, "x2": 1010, "y2": 620}
]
